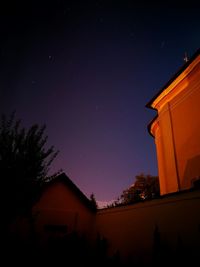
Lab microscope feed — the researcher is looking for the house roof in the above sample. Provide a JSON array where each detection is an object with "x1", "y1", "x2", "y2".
[
  {"x1": 146, "y1": 47, "x2": 200, "y2": 110},
  {"x1": 43, "y1": 172, "x2": 97, "y2": 212}
]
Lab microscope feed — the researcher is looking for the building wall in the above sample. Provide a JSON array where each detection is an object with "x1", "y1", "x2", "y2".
[
  {"x1": 30, "y1": 184, "x2": 200, "y2": 265},
  {"x1": 95, "y1": 189, "x2": 200, "y2": 265},
  {"x1": 170, "y1": 65, "x2": 200, "y2": 189},
  {"x1": 151, "y1": 58, "x2": 200, "y2": 195},
  {"x1": 32, "y1": 182, "x2": 95, "y2": 242},
  {"x1": 22, "y1": 181, "x2": 200, "y2": 265}
]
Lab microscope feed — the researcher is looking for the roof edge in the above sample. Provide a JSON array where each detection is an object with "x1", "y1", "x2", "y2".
[
  {"x1": 145, "y1": 47, "x2": 200, "y2": 110},
  {"x1": 43, "y1": 172, "x2": 97, "y2": 213}
]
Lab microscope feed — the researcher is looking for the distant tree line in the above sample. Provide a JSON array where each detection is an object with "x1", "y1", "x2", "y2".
[{"x1": 107, "y1": 173, "x2": 160, "y2": 208}]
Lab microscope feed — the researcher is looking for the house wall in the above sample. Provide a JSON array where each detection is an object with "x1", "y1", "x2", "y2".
[
  {"x1": 151, "y1": 57, "x2": 200, "y2": 195},
  {"x1": 95, "y1": 189, "x2": 200, "y2": 265},
  {"x1": 170, "y1": 65, "x2": 200, "y2": 190},
  {"x1": 13, "y1": 182, "x2": 200, "y2": 265},
  {"x1": 32, "y1": 182, "x2": 95, "y2": 242}
]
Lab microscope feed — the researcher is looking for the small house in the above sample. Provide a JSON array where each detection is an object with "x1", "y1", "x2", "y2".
[{"x1": 32, "y1": 173, "x2": 96, "y2": 243}]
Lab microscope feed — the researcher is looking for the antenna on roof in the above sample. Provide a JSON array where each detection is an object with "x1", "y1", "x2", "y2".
[{"x1": 183, "y1": 51, "x2": 189, "y2": 63}]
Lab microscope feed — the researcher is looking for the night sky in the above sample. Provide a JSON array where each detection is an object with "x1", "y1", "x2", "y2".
[{"x1": 1, "y1": 1, "x2": 200, "y2": 206}]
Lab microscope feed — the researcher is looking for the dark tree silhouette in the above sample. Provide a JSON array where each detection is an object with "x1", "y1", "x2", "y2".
[
  {"x1": 0, "y1": 111, "x2": 61, "y2": 227},
  {"x1": 117, "y1": 174, "x2": 160, "y2": 205},
  {"x1": 90, "y1": 193, "x2": 98, "y2": 210}
]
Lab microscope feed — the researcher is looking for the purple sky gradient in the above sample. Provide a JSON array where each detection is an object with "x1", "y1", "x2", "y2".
[{"x1": 1, "y1": 1, "x2": 200, "y2": 202}]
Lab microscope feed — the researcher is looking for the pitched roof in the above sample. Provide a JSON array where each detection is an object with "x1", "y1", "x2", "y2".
[
  {"x1": 43, "y1": 172, "x2": 97, "y2": 212},
  {"x1": 146, "y1": 47, "x2": 200, "y2": 110}
]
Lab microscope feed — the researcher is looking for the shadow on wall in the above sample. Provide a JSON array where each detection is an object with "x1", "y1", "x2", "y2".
[
  {"x1": 183, "y1": 155, "x2": 200, "y2": 188},
  {"x1": 152, "y1": 224, "x2": 200, "y2": 267},
  {"x1": 3, "y1": 222, "x2": 200, "y2": 267},
  {"x1": 3, "y1": 228, "x2": 123, "y2": 267}
]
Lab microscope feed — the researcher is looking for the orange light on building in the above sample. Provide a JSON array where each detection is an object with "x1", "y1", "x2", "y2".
[{"x1": 146, "y1": 48, "x2": 200, "y2": 195}]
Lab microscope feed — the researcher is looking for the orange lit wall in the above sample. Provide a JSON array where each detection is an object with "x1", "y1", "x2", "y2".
[
  {"x1": 32, "y1": 181, "x2": 95, "y2": 241},
  {"x1": 150, "y1": 54, "x2": 200, "y2": 195},
  {"x1": 96, "y1": 190, "x2": 200, "y2": 265},
  {"x1": 31, "y1": 181, "x2": 200, "y2": 265}
]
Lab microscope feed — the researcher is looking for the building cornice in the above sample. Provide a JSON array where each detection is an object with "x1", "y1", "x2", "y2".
[{"x1": 146, "y1": 48, "x2": 200, "y2": 111}]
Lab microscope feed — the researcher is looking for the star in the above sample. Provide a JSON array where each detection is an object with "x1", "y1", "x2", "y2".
[
  {"x1": 161, "y1": 41, "x2": 165, "y2": 49},
  {"x1": 99, "y1": 17, "x2": 103, "y2": 23}
]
